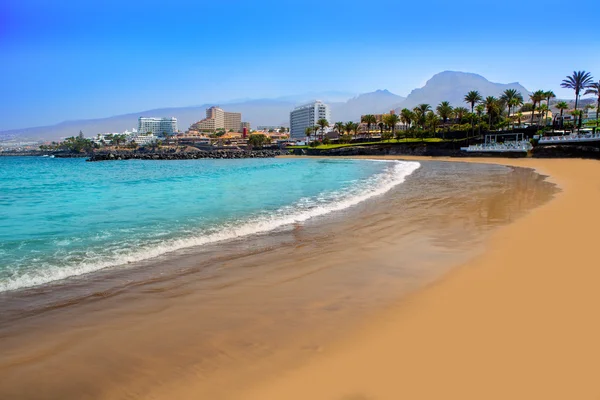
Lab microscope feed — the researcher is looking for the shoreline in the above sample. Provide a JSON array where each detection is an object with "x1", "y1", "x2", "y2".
[
  {"x1": 241, "y1": 156, "x2": 600, "y2": 400},
  {"x1": 0, "y1": 159, "x2": 557, "y2": 399}
]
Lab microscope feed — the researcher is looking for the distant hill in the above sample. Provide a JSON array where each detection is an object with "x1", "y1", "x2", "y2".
[
  {"x1": 1, "y1": 72, "x2": 539, "y2": 142},
  {"x1": 395, "y1": 71, "x2": 531, "y2": 111},
  {"x1": 0, "y1": 90, "x2": 403, "y2": 141},
  {"x1": 330, "y1": 90, "x2": 406, "y2": 122}
]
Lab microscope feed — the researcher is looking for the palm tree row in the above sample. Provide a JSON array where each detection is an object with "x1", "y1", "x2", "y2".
[{"x1": 306, "y1": 70, "x2": 596, "y2": 145}]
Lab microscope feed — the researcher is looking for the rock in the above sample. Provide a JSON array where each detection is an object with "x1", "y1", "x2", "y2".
[{"x1": 87, "y1": 149, "x2": 285, "y2": 162}]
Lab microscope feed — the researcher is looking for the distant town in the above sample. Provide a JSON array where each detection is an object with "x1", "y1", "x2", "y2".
[{"x1": 1, "y1": 70, "x2": 599, "y2": 157}]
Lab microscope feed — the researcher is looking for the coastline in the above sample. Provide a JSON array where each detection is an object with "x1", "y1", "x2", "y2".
[
  {"x1": 0, "y1": 159, "x2": 556, "y2": 399},
  {"x1": 241, "y1": 156, "x2": 600, "y2": 400}
]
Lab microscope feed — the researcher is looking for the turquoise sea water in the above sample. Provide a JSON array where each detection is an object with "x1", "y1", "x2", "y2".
[{"x1": 0, "y1": 157, "x2": 419, "y2": 292}]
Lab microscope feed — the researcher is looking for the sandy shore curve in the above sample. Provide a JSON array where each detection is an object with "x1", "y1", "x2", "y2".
[{"x1": 240, "y1": 157, "x2": 600, "y2": 400}]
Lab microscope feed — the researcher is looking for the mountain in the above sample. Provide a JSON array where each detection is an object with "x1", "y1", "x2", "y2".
[
  {"x1": 0, "y1": 90, "x2": 403, "y2": 142},
  {"x1": 1, "y1": 72, "x2": 534, "y2": 142},
  {"x1": 395, "y1": 71, "x2": 530, "y2": 111}
]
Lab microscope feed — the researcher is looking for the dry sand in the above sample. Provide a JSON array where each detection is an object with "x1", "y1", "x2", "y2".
[{"x1": 240, "y1": 157, "x2": 600, "y2": 400}]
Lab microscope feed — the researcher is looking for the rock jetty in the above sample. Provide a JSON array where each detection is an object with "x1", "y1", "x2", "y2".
[{"x1": 87, "y1": 149, "x2": 284, "y2": 162}]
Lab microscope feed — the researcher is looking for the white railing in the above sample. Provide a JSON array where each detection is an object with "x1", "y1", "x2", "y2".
[
  {"x1": 461, "y1": 140, "x2": 532, "y2": 153},
  {"x1": 538, "y1": 133, "x2": 600, "y2": 144}
]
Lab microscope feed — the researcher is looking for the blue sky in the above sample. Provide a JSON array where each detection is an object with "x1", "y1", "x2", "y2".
[{"x1": 1, "y1": 0, "x2": 599, "y2": 130}]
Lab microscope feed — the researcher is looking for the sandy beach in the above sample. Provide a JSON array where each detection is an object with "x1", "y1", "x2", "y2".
[
  {"x1": 0, "y1": 157, "x2": 595, "y2": 400},
  {"x1": 240, "y1": 156, "x2": 600, "y2": 400}
]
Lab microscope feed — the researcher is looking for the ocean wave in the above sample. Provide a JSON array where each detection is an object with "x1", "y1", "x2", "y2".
[{"x1": 0, "y1": 160, "x2": 420, "y2": 292}]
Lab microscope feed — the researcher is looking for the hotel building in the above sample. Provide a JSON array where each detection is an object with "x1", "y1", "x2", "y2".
[
  {"x1": 289, "y1": 101, "x2": 331, "y2": 140},
  {"x1": 191, "y1": 106, "x2": 243, "y2": 132},
  {"x1": 138, "y1": 117, "x2": 178, "y2": 136}
]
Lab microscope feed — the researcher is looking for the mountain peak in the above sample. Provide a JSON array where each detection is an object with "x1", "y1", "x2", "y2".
[{"x1": 396, "y1": 71, "x2": 531, "y2": 110}]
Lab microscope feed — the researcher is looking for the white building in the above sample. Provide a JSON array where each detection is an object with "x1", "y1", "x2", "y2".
[
  {"x1": 129, "y1": 133, "x2": 158, "y2": 146},
  {"x1": 290, "y1": 101, "x2": 331, "y2": 140},
  {"x1": 138, "y1": 117, "x2": 178, "y2": 136}
]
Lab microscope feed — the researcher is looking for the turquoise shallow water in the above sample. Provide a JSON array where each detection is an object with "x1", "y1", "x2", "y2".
[{"x1": 0, "y1": 157, "x2": 419, "y2": 291}]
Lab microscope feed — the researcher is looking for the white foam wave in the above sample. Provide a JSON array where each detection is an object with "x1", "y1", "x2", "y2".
[{"x1": 0, "y1": 160, "x2": 420, "y2": 292}]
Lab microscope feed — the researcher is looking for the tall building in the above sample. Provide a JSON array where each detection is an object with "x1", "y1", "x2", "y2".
[
  {"x1": 138, "y1": 117, "x2": 177, "y2": 136},
  {"x1": 290, "y1": 101, "x2": 331, "y2": 140},
  {"x1": 190, "y1": 106, "x2": 242, "y2": 132}
]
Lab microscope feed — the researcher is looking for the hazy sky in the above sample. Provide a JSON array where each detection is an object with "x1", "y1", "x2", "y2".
[{"x1": 1, "y1": 0, "x2": 599, "y2": 130}]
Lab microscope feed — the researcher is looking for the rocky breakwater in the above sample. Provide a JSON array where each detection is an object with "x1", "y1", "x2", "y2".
[
  {"x1": 296, "y1": 142, "x2": 465, "y2": 157},
  {"x1": 87, "y1": 149, "x2": 284, "y2": 162}
]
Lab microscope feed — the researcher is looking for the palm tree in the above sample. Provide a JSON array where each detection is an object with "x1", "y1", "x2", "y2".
[
  {"x1": 500, "y1": 89, "x2": 522, "y2": 128},
  {"x1": 561, "y1": 71, "x2": 594, "y2": 113},
  {"x1": 305, "y1": 127, "x2": 312, "y2": 142},
  {"x1": 436, "y1": 101, "x2": 453, "y2": 125},
  {"x1": 529, "y1": 90, "x2": 546, "y2": 126},
  {"x1": 538, "y1": 104, "x2": 549, "y2": 127},
  {"x1": 413, "y1": 104, "x2": 432, "y2": 130},
  {"x1": 383, "y1": 113, "x2": 400, "y2": 140},
  {"x1": 554, "y1": 101, "x2": 569, "y2": 129},
  {"x1": 377, "y1": 122, "x2": 385, "y2": 137},
  {"x1": 484, "y1": 96, "x2": 499, "y2": 128},
  {"x1": 561, "y1": 71, "x2": 594, "y2": 130},
  {"x1": 334, "y1": 121, "x2": 345, "y2": 136},
  {"x1": 344, "y1": 121, "x2": 354, "y2": 137},
  {"x1": 313, "y1": 125, "x2": 321, "y2": 141},
  {"x1": 508, "y1": 95, "x2": 524, "y2": 130},
  {"x1": 426, "y1": 112, "x2": 440, "y2": 133},
  {"x1": 436, "y1": 101, "x2": 453, "y2": 139},
  {"x1": 453, "y1": 107, "x2": 468, "y2": 123},
  {"x1": 570, "y1": 110, "x2": 582, "y2": 130},
  {"x1": 464, "y1": 91, "x2": 483, "y2": 113},
  {"x1": 516, "y1": 111, "x2": 523, "y2": 127},
  {"x1": 400, "y1": 108, "x2": 413, "y2": 130},
  {"x1": 584, "y1": 81, "x2": 600, "y2": 127},
  {"x1": 351, "y1": 122, "x2": 360, "y2": 138},
  {"x1": 475, "y1": 104, "x2": 485, "y2": 136},
  {"x1": 542, "y1": 91, "x2": 556, "y2": 128},
  {"x1": 317, "y1": 118, "x2": 329, "y2": 140},
  {"x1": 361, "y1": 114, "x2": 377, "y2": 138}
]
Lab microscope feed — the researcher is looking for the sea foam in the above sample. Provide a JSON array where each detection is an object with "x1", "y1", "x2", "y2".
[{"x1": 0, "y1": 160, "x2": 420, "y2": 292}]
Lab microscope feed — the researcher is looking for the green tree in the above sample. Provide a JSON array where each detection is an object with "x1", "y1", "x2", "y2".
[
  {"x1": 334, "y1": 121, "x2": 345, "y2": 136},
  {"x1": 400, "y1": 108, "x2": 414, "y2": 130},
  {"x1": 316, "y1": 118, "x2": 329, "y2": 140},
  {"x1": 542, "y1": 91, "x2": 556, "y2": 128},
  {"x1": 344, "y1": 121, "x2": 355, "y2": 137},
  {"x1": 453, "y1": 107, "x2": 468, "y2": 123},
  {"x1": 555, "y1": 101, "x2": 569, "y2": 123},
  {"x1": 377, "y1": 122, "x2": 385, "y2": 137},
  {"x1": 248, "y1": 134, "x2": 270, "y2": 148},
  {"x1": 351, "y1": 122, "x2": 360, "y2": 137},
  {"x1": 305, "y1": 127, "x2": 313, "y2": 142},
  {"x1": 529, "y1": 90, "x2": 546, "y2": 126},
  {"x1": 383, "y1": 113, "x2": 400, "y2": 140},
  {"x1": 561, "y1": 71, "x2": 594, "y2": 130},
  {"x1": 464, "y1": 90, "x2": 483, "y2": 113},
  {"x1": 584, "y1": 81, "x2": 600, "y2": 128},
  {"x1": 426, "y1": 112, "x2": 440, "y2": 133},
  {"x1": 361, "y1": 114, "x2": 377, "y2": 138},
  {"x1": 484, "y1": 96, "x2": 500, "y2": 128},
  {"x1": 538, "y1": 104, "x2": 549, "y2": 127},
  {"x1": 413, "y1": 104, "x2": 432, "y2": 130},
  {"x1": 436, "y1": 101, "x2": 453, "y2": 125},
  {"x1": 515, "y1": 111, "x2": 523, "y2": 127},
  {"x1": 475, "y1": 104, "x2": 485, "y2": 135},
  {"x1": 500, "y1": 89, "x2": 523, "y2": 129}
]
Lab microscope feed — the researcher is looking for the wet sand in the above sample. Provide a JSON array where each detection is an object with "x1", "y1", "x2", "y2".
[
  {"x1": 241, "y1": 157, "x2": 600, "y2": 400},
  {"x1": 0, "y1": 160, "x2": 558, "y2": 399}
]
